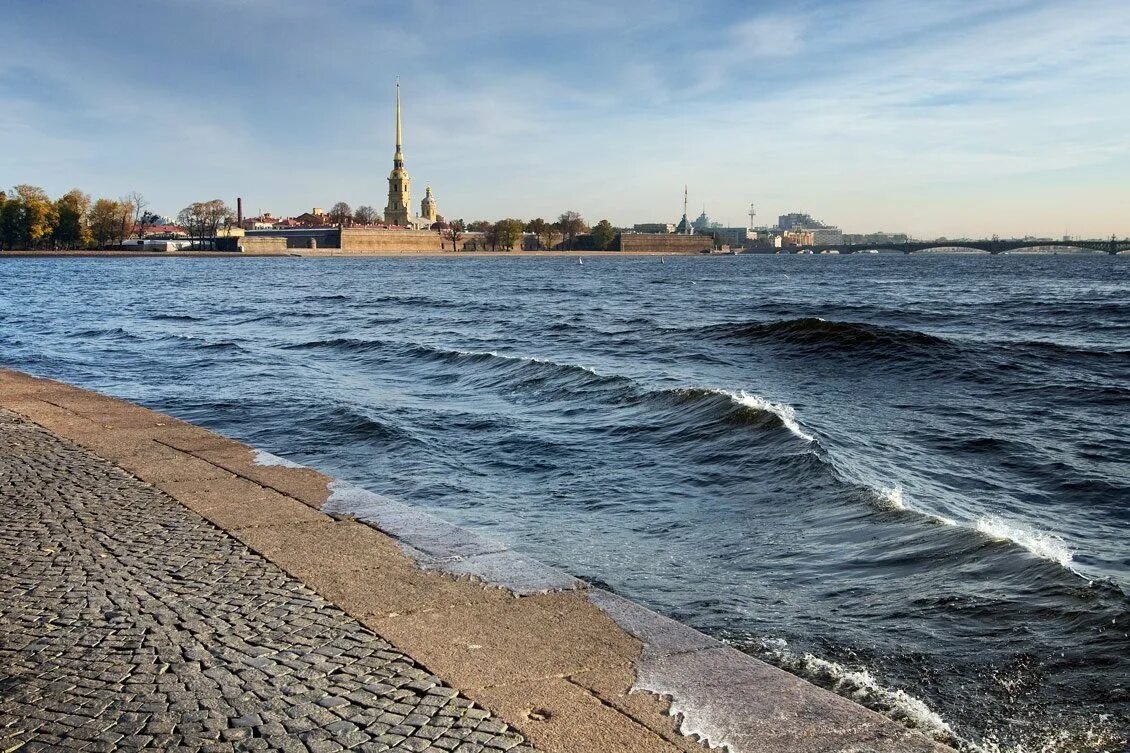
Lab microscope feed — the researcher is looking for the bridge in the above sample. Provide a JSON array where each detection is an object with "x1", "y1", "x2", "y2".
[{"x1": 792, "y1": 238, "x2": 1130, "y2": 255}]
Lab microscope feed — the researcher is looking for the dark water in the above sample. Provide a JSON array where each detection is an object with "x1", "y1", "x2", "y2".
[{"x1": 1, "y1": 254, "x2": 1127, "y2": 752}]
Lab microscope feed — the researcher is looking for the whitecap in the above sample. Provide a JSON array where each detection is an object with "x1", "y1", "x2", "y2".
[
  {"x1": 975, "y1": 515, "x2": 1074, "y2": 568},
  {"x1": 878, "y1": 485, "x2": 906, "y2": 510},
  {"x1": 755, "y1": 637, "x2": 957, "y2": 743},
  {"x1": 718, "y1": 389, "x2": 815, "y2": 443}
]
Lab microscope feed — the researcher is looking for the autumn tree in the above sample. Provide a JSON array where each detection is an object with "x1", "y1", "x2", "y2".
[
  {"x1": 329, "y1": 202, "x2": 352, "y2": 226},
  {"x1": 54, "y1": 189, "x2": 92, "y2": 249},
  {"x1": 493, "y1": 218, "x2": 525, "y2": 252},
  {"x1": 90, "y1": 199, "x2": 127, "y2": 248},
  {"x1": 467, "y1": 220, "x2": 492, "y2": 232},
  {"x1": 591, "y1": 219, "x2": 616, "y2": 250},
  {"x1": 353, "y1": 205, "x2": 378, "y2": 225},
  {"x1": 12, "y1": 185, "x2": 57, "y2": 249},
  {"x1": 558, "y1": 210, "x2": 587, "y2": 250}
]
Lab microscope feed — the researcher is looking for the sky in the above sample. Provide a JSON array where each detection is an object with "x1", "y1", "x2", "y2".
[{"x1": 1, "y1": 0, "x2": 1128, "y2": 238}]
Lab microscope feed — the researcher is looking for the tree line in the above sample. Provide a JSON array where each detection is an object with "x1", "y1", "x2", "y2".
[
  {"x1": 451, "y1": 212, "x2": 616, "y2": 251},
  {"x1": 0, "y1": 185, "x2": 153, "y2": 250}
]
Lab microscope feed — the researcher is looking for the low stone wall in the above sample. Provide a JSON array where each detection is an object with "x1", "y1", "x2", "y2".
[
  {"x1": 617, "y1": 233, "x2": 714, "y2": 253},
  {"x1": 341, "y1": 228, "x2": 466, "y2": 253},
  {"x1": 238, "y1": 236, "x2": 288, "y2": 253}
]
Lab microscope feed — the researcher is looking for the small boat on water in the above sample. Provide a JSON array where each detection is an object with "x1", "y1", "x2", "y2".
[{"x1": 577, "y1": 257, "x2": 583, "y2": 265}]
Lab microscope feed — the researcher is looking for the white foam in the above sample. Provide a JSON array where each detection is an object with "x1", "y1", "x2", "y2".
[
  {"x1": 874, "y1": 485, "x2": 956, "y2": 525},
  {"x1": 252, "y1": 449, "x2": 305, "y2": 469},
  {"x1": 975, "y1": 515, "x2": 1074, "y2": 568},
  {"x1": 757, "y1": 638, "x2": 957, "y2": 743},
  {"x1": 878, "y1": 485, "x2": 906, "y2": 510},
  {"x1": 718, "y1": 389, "x2": 815, "y2": 443}
]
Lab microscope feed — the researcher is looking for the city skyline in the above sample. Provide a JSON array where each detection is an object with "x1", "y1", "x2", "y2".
[{"x1": 2, "y1": 0, "x2": 1128, "y2": 238}]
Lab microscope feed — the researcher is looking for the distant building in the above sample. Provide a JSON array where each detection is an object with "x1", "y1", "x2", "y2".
[
  {"x1": 777, "y1": 212, "x2": 840, "y2": 245},
  {"x1": 780, "y1": 230, "x2": 815, "y2": 246},
  {"x1": 632, "y1": 223, "x2": 676, "y2": 234},
  {"x1": 812, "y1": 227, "x2": 843, "y2": 245},
  {"x1": 842, "y1": 232, "x2": 909, "y2": 245},
  {"x1": 778, "y1": 213, "x2": 822, "y2": 231},
  {"x1": 294, "y1": 208, "x2": 331, "y2": 227},
  {"x1": 383, "y1": 81, "x2": 439, "y2": 229},
  {"x1": 710, "y1": 227, "x2": 755, "y2": 247},
  {"x1": 692, "y1": 210, "x2": 722, "y2": 232},
  {"x1": 420, "y1": 186, "x2": 437, "y2": 223}
]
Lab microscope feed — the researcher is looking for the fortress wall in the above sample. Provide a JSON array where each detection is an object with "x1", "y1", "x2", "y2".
[
  {"x1": 238, "y1": 236, "x2": 289, "y2": 253},
  {"x1": 340, "y1": 228, "x2": 465, "y2": 252},
  {"x1": 617, "y1": 233, "x2": 714, "y2": 253}
]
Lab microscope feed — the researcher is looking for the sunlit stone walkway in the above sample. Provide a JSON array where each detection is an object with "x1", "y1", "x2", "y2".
[{"x1": 0, "y1": 410, "x2": 539, "y2": 753}]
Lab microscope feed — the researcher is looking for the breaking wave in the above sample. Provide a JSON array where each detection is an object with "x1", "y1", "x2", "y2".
[
  {"x1": 753, "y1": 637, "x2": 958, "y2": 744},
  {"x1": 975, "y1": 515, "x2": 1075, "y2": 568}
]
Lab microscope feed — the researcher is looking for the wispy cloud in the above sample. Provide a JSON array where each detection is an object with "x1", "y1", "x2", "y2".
[{"x1": 1, "y1": 0, "x2": 1127, "y2": 236}]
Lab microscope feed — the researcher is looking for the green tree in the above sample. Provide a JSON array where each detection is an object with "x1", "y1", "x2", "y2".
[
  {"x1": 526, "y1": 218, "x2": 552, "y2": 250},
  {"x1": 591, "y1": 219, "x2": 616, "y2": 250},
  {"x1": 54, "y1": 189, "x2": 92, "y2": 249},
  {"x1": 0, "y1": 191, "x2": 19, "y2": 250},
  {"x1": 558, "y1": 210, "x2": 587, "y2": 250},
  {"x1": 494, "y1": 218, "x2": 525, "y2": 251}
]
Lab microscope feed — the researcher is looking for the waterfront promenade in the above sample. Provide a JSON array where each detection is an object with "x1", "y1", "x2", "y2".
[{"x1": 0, "y1": 369, "x2": 952, "y2": 753}]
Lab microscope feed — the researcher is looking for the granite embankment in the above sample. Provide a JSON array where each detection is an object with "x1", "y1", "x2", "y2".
[{"x1": 0, "y1": 369, "x2": 953, "y2": 753}]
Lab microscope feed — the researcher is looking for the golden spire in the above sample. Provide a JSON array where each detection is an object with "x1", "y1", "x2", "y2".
[{"x1": 394, "y1": 78, "x2": 403, "y2": 166}]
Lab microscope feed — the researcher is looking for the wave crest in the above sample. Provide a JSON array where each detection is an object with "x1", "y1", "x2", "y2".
[
  {"x1": 975, "y1": 515, "x2": 1074, "y2": 568},
  {"x1": 699, "y1": 317, "x2": 950, "y2": 352}
]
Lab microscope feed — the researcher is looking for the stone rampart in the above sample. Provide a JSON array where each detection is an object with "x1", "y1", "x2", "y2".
[
  {"x1": 238, "y1": 236, "x2": 288, "y2": 253},
  {"x1": 340, "y1": 228, "x2": 466, "y2": 253},
  {"x1": 617, "y1": 233, "x2": 714, "y2": 253}
]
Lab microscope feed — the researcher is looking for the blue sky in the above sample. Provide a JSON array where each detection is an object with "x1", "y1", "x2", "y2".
[{"x1": 2, "y1": 0, "x2": 1127, "y2": 237}]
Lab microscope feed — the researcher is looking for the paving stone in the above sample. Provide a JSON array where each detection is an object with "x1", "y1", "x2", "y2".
[{"x1": 0, "y1": 411, "x2": 540, "y2": 753}]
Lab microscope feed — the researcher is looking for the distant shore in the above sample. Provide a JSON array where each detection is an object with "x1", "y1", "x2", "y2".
[{"x1": 0, "y1": 248, "x2": 697, "y2": 259}]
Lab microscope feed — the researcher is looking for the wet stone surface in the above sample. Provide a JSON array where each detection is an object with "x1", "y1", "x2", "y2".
[{"x1": 0, "y1": 411, "x2": 540, "y2": 753}]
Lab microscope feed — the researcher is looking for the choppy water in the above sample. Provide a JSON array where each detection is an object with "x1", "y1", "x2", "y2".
[{"x1": 1, "y1": 254, "x2": 1127, "y2": 752}]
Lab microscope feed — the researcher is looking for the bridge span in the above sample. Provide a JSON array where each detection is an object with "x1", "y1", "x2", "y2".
[{"x1": 792, "y1": 238, "x2": 1129, "y2": 255}]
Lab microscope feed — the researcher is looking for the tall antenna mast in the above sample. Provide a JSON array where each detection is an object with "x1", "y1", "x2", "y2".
[{"x1": 748, "y1": 203, "x2": 756, "y2": 230}]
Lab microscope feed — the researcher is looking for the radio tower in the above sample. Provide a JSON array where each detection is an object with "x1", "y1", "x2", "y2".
[{"x1": 748, "y1": 203, "x2": 757, "y2": 230}]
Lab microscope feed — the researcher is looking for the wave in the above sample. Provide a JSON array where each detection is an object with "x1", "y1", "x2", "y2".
[
  {"x1": 305, "y1": 405, "x2": 419, "y2": 445},
  {"x1": 975, "y1": 515, "x2": 1074, "y2": 568},
  {"x1": 712, "y1": 389, "x2": 815, "y2": 442},
  {"x1": 151, "y1": 313, "x2": 204, "y2": 322},
  {"x1": 753, "y1": 637, "x2": 959, "y2": 744},
  {"x1": 873, "y1": 485, "x2": 956, "y2": 525},
  {"x1": 695, "y1": 317, "x2": 952, "y2": 352}
]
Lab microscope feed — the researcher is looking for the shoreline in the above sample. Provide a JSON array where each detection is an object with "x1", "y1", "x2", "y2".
[
  {"x1": 0, "y1": 367, "x2": 953, "y2": 753},
  {"x1": 0, "y1": 249, "x2": 703, "y2": 259}
]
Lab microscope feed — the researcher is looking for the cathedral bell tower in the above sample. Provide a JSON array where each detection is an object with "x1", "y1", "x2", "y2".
[{"x1": 384, "y1": 80, "x2": 412, "y2": 226}]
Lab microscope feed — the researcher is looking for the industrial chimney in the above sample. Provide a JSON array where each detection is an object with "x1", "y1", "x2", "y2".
[{"x1": 236, "y1": 197, "x2": 243, "y2": 227}]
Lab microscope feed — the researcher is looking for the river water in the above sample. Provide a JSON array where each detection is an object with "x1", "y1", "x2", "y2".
[{"x1": 1, "y1": 253, "x2": 1126, "y2": 752}]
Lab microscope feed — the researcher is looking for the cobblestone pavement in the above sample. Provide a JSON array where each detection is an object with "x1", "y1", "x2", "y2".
[{"x1": 0, "y1": 411, "x2": 540, "y2": 753}]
